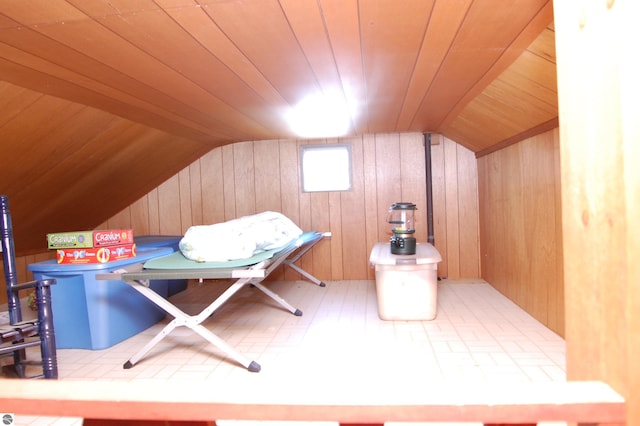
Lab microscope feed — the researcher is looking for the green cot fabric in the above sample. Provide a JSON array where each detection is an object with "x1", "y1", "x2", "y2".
[
  {"x1": 143, "y1": 247, "x2": 279, "y2": 270},
  {"x1": 142, "y1": 232, "x2": 319, "y2": 270}
]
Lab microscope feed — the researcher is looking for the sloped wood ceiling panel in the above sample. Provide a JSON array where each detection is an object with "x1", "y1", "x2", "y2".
[
  {"x1": 0, "y1": 0, "x2": 556, "y2": 254},
  {"x1": 0, "y1": 83, "x2": 210, "y2": 254},
  {"x1": 441, "y1": 24, "x2": 557, "y2": 152}
]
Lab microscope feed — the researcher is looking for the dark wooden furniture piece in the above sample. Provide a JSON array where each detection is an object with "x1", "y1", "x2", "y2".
[{"x1": 0, "y1": 195, "x2": 57, "y2": 379}]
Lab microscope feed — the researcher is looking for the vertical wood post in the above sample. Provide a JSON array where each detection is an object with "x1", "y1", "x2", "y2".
[{"x1": 554, "y1": 0, "x2": 640, "y2": 422}]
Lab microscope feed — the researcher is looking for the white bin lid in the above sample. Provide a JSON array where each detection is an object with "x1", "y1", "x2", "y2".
[{"x1": 369, "y1": 242, "x2": 442, "y2": 265}]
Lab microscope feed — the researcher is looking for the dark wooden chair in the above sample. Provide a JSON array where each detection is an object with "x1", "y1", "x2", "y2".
[{"x1": 0, "y1": 195, "x2": 57, "y2": 379}]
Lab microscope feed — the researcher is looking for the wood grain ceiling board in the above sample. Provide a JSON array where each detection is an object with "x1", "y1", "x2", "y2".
[
  {"x1": 527, "y1": 26, "x2": 556, "y2": 62},
  {"x1": 202, "y1": 0, "x2": 319, "y2": 105},
  {"x1": 1, "y1": 0, "x2": 285, "y2": 142},
  {"x1": 442, "y1": 24, "x2": 557, "y2": 152},
  {"x1": 0, "y1": 57, "x2": 224, "y2": 143},
  {"x1": 0, "y1": 22, "x2": 235, "y2": 142},
  {"x1": 73, "y1": 0, "x2": 166, "y2": 16},
  {"x1": 64, "y1": 2, "x2": 279, "y2": 139},
  {"x1": 279, "y1": 0, "x2": 352, "y2": 126},
  {"x1": 413, "y1": 0, "x2": 552, "y2": 131},
  {"x1": 395, "y1": 0, "x2": 473, "y2": 131},
  {"x1": 280, "y1": 0, "x2": 343, "y2": 94},
  {"x1": 163, "y1": 5, "x2": 288, "y2": 109},
  {"x1": 442, "y1": 81, "x2": 556, "y2": 153},
  {"x1": 358, "y1": 0, "x2": 436, "y2": 133},
  {"x1": 501, "y1": 51, "x2": 557, "y2": 101},
  {"x1": 317, "y1": 0, "x2": 368, "y2": 134},
  {"x1": 78, "y1": 6, "x2": 277, "y2": 137},
  {"x1": 0, "y1": 0, "x2": 87, "y2": 26},
  {"x1": 1, "y1": 99, "x2": 101, "y2": 197},
  {"x1": 0, "y1": 0, "x2": 556, "y2": 145},
  {"x1": 0, "y1": 82, "x2": 209, "y2": 253},
  {"x1": 0, "y1": 84, "x2": 42, "y2": 126}
]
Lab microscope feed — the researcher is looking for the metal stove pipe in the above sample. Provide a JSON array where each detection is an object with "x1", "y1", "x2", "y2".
[{"x1": 424, "y1": 133, "x2": 435, "y2": 245}]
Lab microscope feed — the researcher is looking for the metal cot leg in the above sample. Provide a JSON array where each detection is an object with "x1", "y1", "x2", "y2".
[{"x1": 123, "y1": 279, "x2": 265, "y2": 372}]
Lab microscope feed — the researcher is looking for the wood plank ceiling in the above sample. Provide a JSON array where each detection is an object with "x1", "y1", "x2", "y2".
[{"x1": 0, "y1": 0, "x2": 556, "y2": 254}]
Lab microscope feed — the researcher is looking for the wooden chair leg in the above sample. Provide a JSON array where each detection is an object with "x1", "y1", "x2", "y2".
[{"x1": 36, "y1": 283, "x2": 58, "y2": 379}]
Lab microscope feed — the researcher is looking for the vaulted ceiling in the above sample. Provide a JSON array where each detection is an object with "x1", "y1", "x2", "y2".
[{"x1": 0, "y1": 0, "x2": 556, "y2": 254}]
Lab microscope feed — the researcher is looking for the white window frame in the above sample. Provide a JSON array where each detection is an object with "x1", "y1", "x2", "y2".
[{"x1": 300, "y1": 144, "x2": 352, "y2": 192}]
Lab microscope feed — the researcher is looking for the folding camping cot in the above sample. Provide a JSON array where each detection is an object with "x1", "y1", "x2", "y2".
[{"x1": 98, "y1": 231, "x2": 330, "y2": 373}]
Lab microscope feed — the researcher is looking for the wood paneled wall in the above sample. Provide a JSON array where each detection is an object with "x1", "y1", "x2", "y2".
[
  {"x1": 3, "y1": 132, "x2": 479, "y2": 306},
  {"x1": 99, "y1": 132, "x2": 480, "y2": 282},
  {"x1": 477, "y1": 128, "x2": 564, "y2": 337}
]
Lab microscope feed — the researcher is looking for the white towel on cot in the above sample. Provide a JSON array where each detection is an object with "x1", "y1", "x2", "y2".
[{"x1": 179, "y1": 211, "x2": 303, "y2": 262}]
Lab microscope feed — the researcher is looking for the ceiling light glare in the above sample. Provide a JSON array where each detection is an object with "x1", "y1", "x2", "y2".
[{"x1": 287, "y1": 91, "x2": 352, "y2": 138}]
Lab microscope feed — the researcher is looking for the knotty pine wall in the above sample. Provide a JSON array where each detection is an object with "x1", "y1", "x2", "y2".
[
  {"x1": 477, "y1": 128, "x2": 564, "y2": 337},
  {"x1": 98, "y1": 132, "x2": 481, "y2": 282}
]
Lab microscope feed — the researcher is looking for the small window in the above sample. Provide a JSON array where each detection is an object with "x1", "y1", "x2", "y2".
[{"x1": 300, "y1": 144, "x2": 352, "y2": 192}]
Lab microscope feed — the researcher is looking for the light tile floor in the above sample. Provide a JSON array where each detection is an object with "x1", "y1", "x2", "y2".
[{"x1": 3, "y1": 278, "x2": 566, "y2": 425}]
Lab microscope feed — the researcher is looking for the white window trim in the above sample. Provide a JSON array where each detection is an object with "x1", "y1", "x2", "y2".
[{"x1": 300, "y1": 144, "x2": 352, "y2": 192}]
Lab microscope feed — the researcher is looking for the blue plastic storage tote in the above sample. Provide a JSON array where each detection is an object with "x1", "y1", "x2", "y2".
[{"x1": 29, "y1": 247, "x2": 173, "y2": 350}]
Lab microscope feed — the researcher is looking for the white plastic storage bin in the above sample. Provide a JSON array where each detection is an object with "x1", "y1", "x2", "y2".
[{"x1": 369, "y1": 242, "x2": 442, "y2": 320}]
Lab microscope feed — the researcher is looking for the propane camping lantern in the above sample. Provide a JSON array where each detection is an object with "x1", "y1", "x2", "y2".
[{"x1": 387, "y1": 202, "x2": 417, "y2": 255}]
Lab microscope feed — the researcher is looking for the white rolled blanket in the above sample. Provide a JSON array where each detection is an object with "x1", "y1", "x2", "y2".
[{"x1": 179, "y1": 211, "x2": 303, "y2": 262}]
